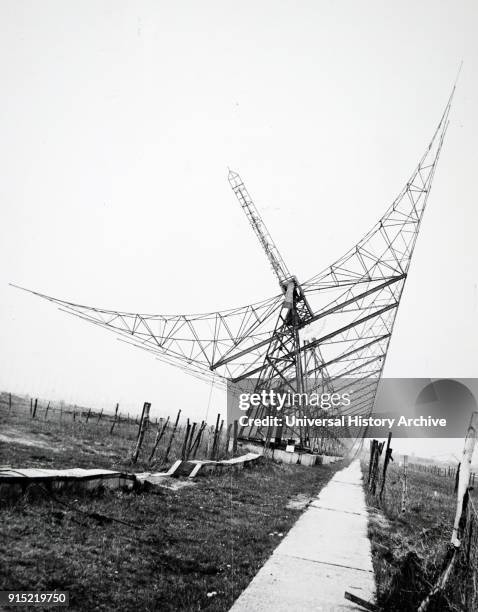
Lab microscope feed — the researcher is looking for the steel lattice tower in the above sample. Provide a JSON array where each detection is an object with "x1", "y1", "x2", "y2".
[{"x1": 13, "y1": 87, "x2": 455, "y2": 453}]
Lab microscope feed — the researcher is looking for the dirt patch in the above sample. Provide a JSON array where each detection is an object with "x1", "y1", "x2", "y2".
[
  {"x1": 286, "y1": 493, "x2": 311, "y2": 510},
  {"x1": 0, "y1": 429, "x2": 61, "y2": 452},
  {"x1": 161, "y1": 479, "x2": 197, "y2": 491}
]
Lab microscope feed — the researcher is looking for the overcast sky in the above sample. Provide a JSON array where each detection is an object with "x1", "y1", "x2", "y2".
[{"x1": 1, "y1": 1, "x2": 477, "y2": 456}]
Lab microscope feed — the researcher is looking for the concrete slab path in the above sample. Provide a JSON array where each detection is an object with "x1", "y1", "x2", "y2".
[{"x1": 230, "y1": 459, "x2": 375, "y2": 612}]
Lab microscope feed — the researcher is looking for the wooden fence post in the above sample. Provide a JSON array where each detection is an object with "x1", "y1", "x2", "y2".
[
  {"x1": 454, "y1": 463, "x2": 461, "y2": 494},
  {"x1": 370, "y1": 440, "x2": 384, "y2": 495},
  {"x1": 136, "y1": 402, "x2": 148, "y2": 439},
  {"x1": 110, "y1": 403, "x2": 119, "y2": 434},
  {"x1": 233, "y1": 419, "x2": 238, "y2": 455},
  {"x1": 9, "y1": 393, "x2": 12, "y2": 413},
  {"x1": 85, "y1": 408, "x2": 91, "y2": 423},
  {"x1": 368, "y1": 440, "x2": 377, "y2": 485},
  {"x1": 181, "y1": 419, "x2": 191, "y2": 460},
  {"x1": 32, "y1": 398, "x2": 38, "y2": 419},
  {"x1": 162, "y1": 410, "x2": 181, "y2": 465},
  {"x1": 97, "y1": 408, "x2": 103, "y2": 424},
  {"x1": 30, "y1": 398, "x2": 32, "y2": 417},
  {"x1": 191, "y1": 421, "x2": 206, "y2": 459},
  {"x1": 211, "y1": 414, "x2": 221, "y2": 459},
  {"x1": 418, "y1": 413, "x2": 478, "y2": 612},
  {"x1": 205, "y1": 426, "x2": 212, "y2": 457},
  {"x1": 185, "y1": 422, "x2": 197, "y2": 460},
  {"x1": 225, "y1": 423, "x2": 232, "y2": 457},
  {"x1": 215, "y1": 419, "x2": 224, "y2": 460},
  {"x1": 401, "y1": 455, "x2": 408, "y2": 513},
  {"x1": 131, "y1": 402, "x2": 151, "y2": 464},
  {"x1": 149, "y1": 416, "x2": 170, "y2": 463},
  {"x1": 44, "y1": 402, "x2": 50, "y2": 420},
  {"x1": 379, "y1": 432, "x2": 393, "y2": 501},
  {"x1": 451, "y1": 412, "x2": 478, "y2": 547}
]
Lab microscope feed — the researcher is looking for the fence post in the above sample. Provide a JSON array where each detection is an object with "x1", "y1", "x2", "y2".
[
  {"x1": 454, "y1": 463, "x2": 461, "y2": 494},
  {"x1": 97, "y1": 408, "x2": 103, "y2": 424},
  {"x1": 367, "y1": 439, "x2": 376, "y2": 484},
  {"x1": 418, "y1": 413, "x2": 478, "y2": 612},
  {"x1": 32, "y1": 398, "x2": 38, "y2": 419},
  {"x1": 9, "y1": 393, "x2": 12, "y2": 413},
  {"x1": 401, "y1": 455, "x2": 408, "y2": 513},
  {"x1": 149, "y1": 416, "x2": 170, "y2": 463},
  {"x1": 181, "y1": 419, "x2": 191, "y2": 460},
  {"x1": 211, "y1": 414, "x2": 221, "y2": 459},
  {"x1": 451, "y1": 412, "x2": 478, "y2": 547},
  {"x1": 162, "y1": 410, "x2": 181, "y2": 465},
  {"x1": 215, "y1": 420, "x2": 224, "y2": 460},
  {"x1": 225, "y1": 423, "x2": 232, "y2": 457},
  {"x1": 131, "y1": 402, "x2": 151, "y2": 464},
  {"x1": 368, "y1": 440, "x2": 376, "y2": 486},
  {"x1": 233, "y1": 419, "x2": 239, "y2": 455},
  {"x1": 191, "y1": 421, "x2": 206, "y2": 459},
  {"x1": 379, "y1": 432, "x2": 393, "y2": 501},
  {"x1": 205, "y1": 426, "x2": 213, "y2": 457},
  {"x1": 370, "y1": 440, "x2": 384, "y2": 495},
  {"x1": 85, "y1": 408, "x2": 91, "y2": 423},
  {"x1": 44, "y1": 402, "x2": 50, "y2": 420},
  {"x1": 136, "y1": 402, "x2": 148, "y2": 439},
  {"x1": 110, "y1": 403, "x2": 119, "y2": 434},
  {"x1": 185, "y1": 422, "x2": 197, "y2": 460}
]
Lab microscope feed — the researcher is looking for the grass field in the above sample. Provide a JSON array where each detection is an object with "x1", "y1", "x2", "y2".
[
  {"x1": 364, "y1": 458, "x2": 468, "y2": 611},
  {"x1": 0, "y1": 392, "x2": 344, "y2": 611}
]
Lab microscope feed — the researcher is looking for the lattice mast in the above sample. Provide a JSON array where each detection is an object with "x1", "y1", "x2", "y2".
[
  {"x1": 227, "y1": 169, "x2": 317, "y2": 445},
  {"x1": 12, "y1": 87, "x2": 455, "y2": 453},
  {"x1": 228, "y1": 170, "x2": 292, "y2": 286}
]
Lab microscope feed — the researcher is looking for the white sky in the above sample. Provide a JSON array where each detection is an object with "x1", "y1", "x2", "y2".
[{"x1": 1, "y1": 1, "x2": 478, "y2": 456}]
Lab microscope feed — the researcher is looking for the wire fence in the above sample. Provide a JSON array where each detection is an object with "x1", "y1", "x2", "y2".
[{"x1": 0, "y1": 391, "x2": 239, "y2": 470}]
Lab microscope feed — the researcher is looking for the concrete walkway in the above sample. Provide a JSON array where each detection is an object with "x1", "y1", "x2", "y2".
[{"x1": 230, "y1": 460, "x2": 375, "y2": 611}]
